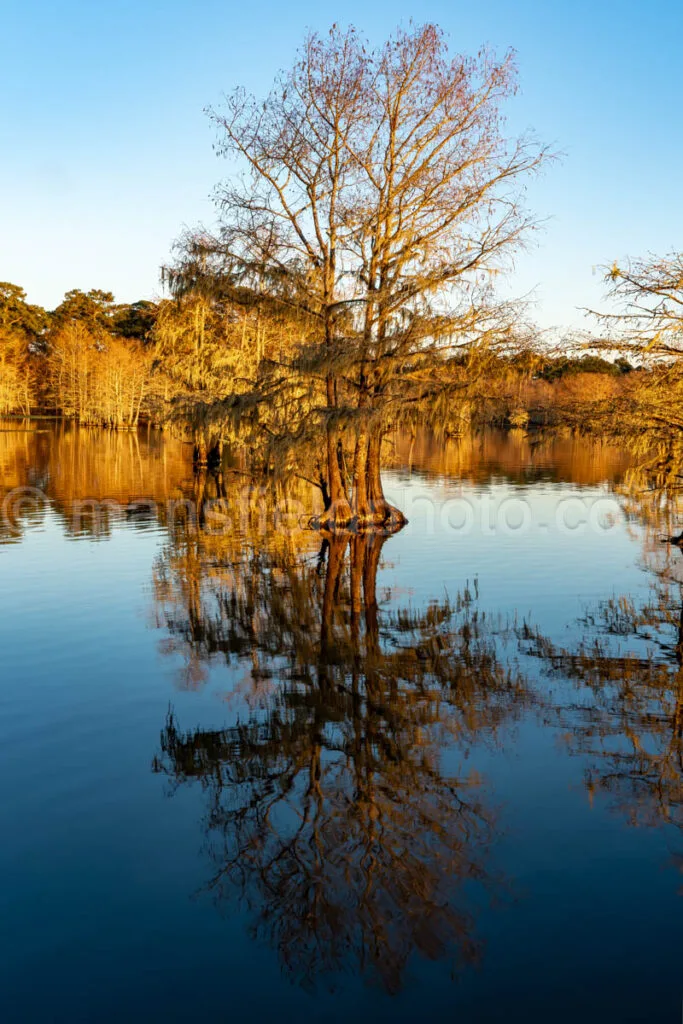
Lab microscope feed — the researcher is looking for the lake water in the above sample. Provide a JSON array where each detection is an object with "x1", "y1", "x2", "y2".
[{"x1": 1, "y1": 423, "x2": 682, "y2": 1022}]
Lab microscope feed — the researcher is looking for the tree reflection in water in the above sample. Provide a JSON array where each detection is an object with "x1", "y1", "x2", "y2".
[
  {"x1": 151, "y1": 488, "x2": 527, "y2": 992},
  {"x1": 519, "y1": 506, "x2": 683, "y2": 833},
  {"x1": 9, "y1": 423, "x2": 683, "y2": 991}
]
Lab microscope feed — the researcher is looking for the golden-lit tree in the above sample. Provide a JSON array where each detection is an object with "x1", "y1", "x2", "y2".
[
  {"x1": 0, "y1": 282, "x2": 46, "y2": 415},
  {"x1": 0, "y1": 327, "x2": 34, "y2": 415},
  {"x1": 585, "y1": 253, "x2": 683, "y2": 487},
  {"x1": 46, "y1": 322, "x2": 155, "y2": 427},
  {"x1": 174, "y1": 23, "x2": 548, "y2": 529},
  {"x1": 597, "y1": 254, "x2": 683, "y2": 358}
]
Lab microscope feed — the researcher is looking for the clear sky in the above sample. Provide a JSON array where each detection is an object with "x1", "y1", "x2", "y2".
[{"x1": 1, "y1": 0, "x2": 681, "y2": 332}]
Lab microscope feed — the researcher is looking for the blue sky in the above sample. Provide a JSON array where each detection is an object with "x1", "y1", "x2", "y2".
[{"x1": 1, "y1": 0, "x2": 681, "y2": 331}]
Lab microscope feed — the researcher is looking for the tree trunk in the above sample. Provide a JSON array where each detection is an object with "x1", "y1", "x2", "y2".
[
  {"x1": 368, "y1": 430, "x2": 406, "y2": 527},
  {"x1": 316, "y1": 374, "x2": 353, "y2": 529},
  {"x1": 194, "y1": 431, "x2": 208, "y2": 466},
  {"x1": 207, "y1": 436, "x2": 223, "y2": 467},
  {"x1": 352, "y1": 423, "x2": 372, "y2": 522},
  {"x1": 320, "y1": 423, "x2": 353, "y2": 527}
]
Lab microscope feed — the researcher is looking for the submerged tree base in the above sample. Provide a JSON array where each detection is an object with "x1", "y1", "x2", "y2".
[{"x1": 311, "y1": 502, "x2": 407, "y2": 535}]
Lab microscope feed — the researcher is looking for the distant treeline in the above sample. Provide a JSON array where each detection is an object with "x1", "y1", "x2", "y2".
[
  {"x1": 0, "y1": 282, "x2": 275, "y2": 432},
  {"x1": 535, "y1": 355, "x2": 633, "y2": 381},
  {"x1": 0, "y1": 279, "x2": 641, "y2": 432},
  {"x1": 0, "y1": 284, "x2": 158, "y2": 425}
]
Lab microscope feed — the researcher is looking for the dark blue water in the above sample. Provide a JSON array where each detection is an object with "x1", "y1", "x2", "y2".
[{"x1": 1, "y1": 426, "x2": 682, "y2": 1022}]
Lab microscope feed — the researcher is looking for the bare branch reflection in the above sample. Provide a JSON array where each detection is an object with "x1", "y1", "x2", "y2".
[
  {"x1": 519, "y1": 512, "x2": 683, "y2": 831},
  {"x1": 152, "y1": 503, "x2": 526, "y2": 991}
]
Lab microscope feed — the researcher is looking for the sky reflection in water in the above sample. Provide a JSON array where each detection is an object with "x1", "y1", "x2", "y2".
[{"x1": 0, "y1": 424, "x2": 682, "y2": 1022}]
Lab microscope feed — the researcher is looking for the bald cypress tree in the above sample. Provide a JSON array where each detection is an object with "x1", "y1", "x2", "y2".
[{"x1": 177, "y1": 23, "x2": 547, "y2": 529}]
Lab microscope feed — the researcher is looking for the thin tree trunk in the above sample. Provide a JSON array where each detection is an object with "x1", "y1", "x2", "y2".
[{"x1": 194, "y1": 430, "x2": 208, "y2": 466}]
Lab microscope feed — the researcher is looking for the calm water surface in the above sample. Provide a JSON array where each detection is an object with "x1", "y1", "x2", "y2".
[{"x1": 1, "y1": 424, "x2": 682, "y2": 1022}]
